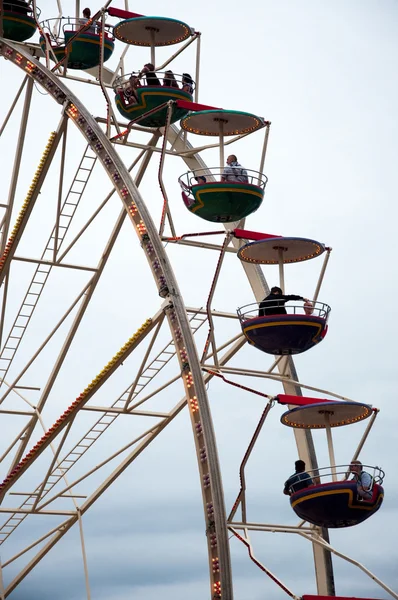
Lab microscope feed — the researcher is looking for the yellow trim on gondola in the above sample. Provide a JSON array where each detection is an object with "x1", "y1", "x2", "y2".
[
  {"x1": 291, "y1": 487, "x2": 384, "y2": 511},
  {"x1": 243, "y1": 320, "x2": 323, "y2": 334},
  {"x1": 43, "y1": 40, "x2": 114, "y2": 55},
  {"x1": 116, "y1": 90, "x2": 191, "y2": 116},
  {"x1": 191, "y1": 187, "x2": 263, "y2": 214},
  {"x1": 3, "y1": 15, "x2": 36, "y2": 27},
  {"x1": 243, "y1": 319, "x2": 324, "y2": 346},
  {"x1": 65, "y1": 36, "x2": 114, "y2": 51}
]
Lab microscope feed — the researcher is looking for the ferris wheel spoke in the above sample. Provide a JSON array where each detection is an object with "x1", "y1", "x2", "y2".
[
  {"x1": 0, "y1": 78, "x2": 33, "y2": 257},
  {"x1": 0, "y1": 75, "x2": 29, "y2": 139},
  {"x1": 0, "y1": 313, "x2": 245, "y2": 586}
]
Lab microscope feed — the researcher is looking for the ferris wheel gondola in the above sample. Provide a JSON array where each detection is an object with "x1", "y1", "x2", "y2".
[
  {"x1": 39, "y1": 16, "x2": 115, "y2": 69},
  {"x1": 2, "y1": 0, "x2": 38, "y2": 41}
]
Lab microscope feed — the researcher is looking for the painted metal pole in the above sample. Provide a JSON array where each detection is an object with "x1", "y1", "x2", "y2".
[
  {"x1": 313, "y1": 248, "x2": 332, "y2": 303},
  {"x1": 258, "y1": 122, "x2": 270, "y2": 185},
  {"x1": 155, "y1": 34, "x2": 198, "y2": 72},
  {"x1": 0, "y1": 76, "x2": 28, "y2": 137},
  {"x1": 351, "y1": 410, "x2": 378, "y2": 463},
  {"x1": 278, "y1": 247, "x2": 285, "y2": 293},
  {"x1": 324, "y1": 412, "x2": 337, "y2": 481},
  {"x1": 0, "y1": 560, "x2": 5, "y2": 600},
  {"x1": 150, "y1": 29, "x2": 156, "y2": 67},
  {"x1": 53, "y1": 121, "x2": 68, "y2": 262},
  {"x1": 195, "y1": 33, "x2": 201, "y2": 103},
  {"x1": 298, "y1": 530, "x2": 398, "y2": 600},
  {"x1": 219, "y1": 120, "x2": 224, "y2": 171},
  {"x1": 1, "y1": 77, "x2": 33, "y2": 256},
  {"x1": 77, "y1": 510, "x2": 91, "y2": 600}
]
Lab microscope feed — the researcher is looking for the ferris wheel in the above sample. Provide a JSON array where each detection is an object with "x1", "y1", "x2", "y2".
[{"x1": 0, "y1": 2, "x2": 396, "y2": 599}]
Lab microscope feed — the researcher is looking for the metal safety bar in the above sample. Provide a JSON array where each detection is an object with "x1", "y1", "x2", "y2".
[
  {"x1": 113, "y1": 71, "x2": 196, "y2": 93},
  {"x1": 2, "y1": 0, "x2": 40, "y2": 16},
  {"x1": 179, "y1": 167, "x2": 268, "y2": 190},
  {"x1": 237, "y1": 300, "x2": 331, "y2": 323},
  {"x1": 288, "y1": 463, "x2": 385, "y2": 494},
  {"x1": 39, "y1": 17, "x2": 114, "y2": 43}
]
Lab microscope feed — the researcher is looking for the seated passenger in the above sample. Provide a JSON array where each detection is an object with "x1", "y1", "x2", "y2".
[
  {"x1": 123, "y1": 85, "x2": 138, "y2": 105},
  {"x1": 182, "y1": 73, "x2": 194, "y2": 94},
  {"x1": 258, "y1": 286, "x2": 308, "y2": 317},
  {"x1": 349, "y1": 460, "x2": 373, "y2": 500},
  {"x1": 163, "y1": 70, "x2": 179, "y2": 88},
  {"x1": 123, "y1": 72, "x2": 140, "y2": 104},
  {"x1": 79, "y1": 7, "x2": 97, "y2": 33},
  {"x1": 139, "y1": 63, "x2": 161, "y2": 87},
  {"x1": 283, "y1": 460, "x2": 313, "y2": 496},
  {"x1": 194, "y1": 176, "x2": 207, "y2": 184},
  {"x1": 221, "y1": 155, "x2": 249, "y2": 183}
]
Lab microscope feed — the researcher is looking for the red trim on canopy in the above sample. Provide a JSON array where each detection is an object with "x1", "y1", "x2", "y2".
[
  {"x1": 233, "y1": 229, "x2": 282, "y2": 241},
  {"x1": 276, "y1": 395, "x2": 335, "y2": 406},
  {"x1": 107, "y1": 7, "x2": 144, "y2": 18},
  {"x1": 176, "y1": 100, "x2": 220, "y2": 111},
  {"x1": 302, "y1": 596, "x2": 383, "y2": 600}
]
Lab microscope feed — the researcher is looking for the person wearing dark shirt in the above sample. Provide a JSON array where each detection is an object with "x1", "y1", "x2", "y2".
[
  {"x1": 283, "y1": 460, "x2": 313, "y2": 496},
  {"x1": 182, "y1": 73, "x2": 194, "y2": 94},
  {"x1": 139, "y1": 63, "x2": 161, "y2": 87},
  {"x1": 163, "y1": 70, "x2": 179, "y2": 88},
  {"x1": 258, "y1": 286, "x2": 308, "y2": 317}
]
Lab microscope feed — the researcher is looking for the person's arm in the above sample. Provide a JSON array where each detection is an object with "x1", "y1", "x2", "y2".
[
  {"x1": 283, "y1": 477, "x2": 292, "y2": 496},
  {"x1": 359, "y1": 472, "x2": 372, "y2": 492},
  {"x1": 283, "y1": 294, "x2": 304, "y2": 301}
]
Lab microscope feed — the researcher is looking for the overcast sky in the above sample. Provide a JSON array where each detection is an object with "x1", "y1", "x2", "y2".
[{"x1": 1, "y1": 1, "x2": 398, "y2": 599}]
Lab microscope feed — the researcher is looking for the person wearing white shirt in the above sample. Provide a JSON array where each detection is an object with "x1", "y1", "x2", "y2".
[
  {"x1": 349, "y1": 460, "x2": 373, "y2": 499},
  {"x1": 221, "y1": 154, "x2": 249, "y2": 183}
]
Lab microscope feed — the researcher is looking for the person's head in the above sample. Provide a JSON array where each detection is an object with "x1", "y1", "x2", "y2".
[
  {"x1": 195, "y1": 176, "x2": 206, "y2": 184},
  {"x1": 82, "y1": 7, "x2": 91, "y2": 18},
  {"x1": 182, "y1": 73, "x2": 193, "y2": 83},
  {"x1": 295, "y1": 460, "x2": 306, "y2": 473},
  {"x1": 226, "y1": 154, "x2": 237, "y2": 165},
  {"x1": 349, "y1": 460, "x2": 363, "y2": 474},
  {"x1": 270, "y1": 286, "x2": 283, "y2": 295},
  {"x1": 144, "y1": 63, "x2": 155, "y2": 71}
]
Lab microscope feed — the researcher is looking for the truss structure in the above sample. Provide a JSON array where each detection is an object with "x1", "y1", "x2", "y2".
[{"x1": 0, "y1": 7, "x2": 395, "y2": 600}]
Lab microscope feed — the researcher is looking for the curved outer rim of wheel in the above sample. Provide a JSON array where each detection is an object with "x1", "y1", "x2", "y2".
[{"x1": 0, "y1": 38, "x2": 233, "y2": 600}]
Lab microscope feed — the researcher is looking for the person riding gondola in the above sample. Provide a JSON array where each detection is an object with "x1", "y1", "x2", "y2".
[
  {"x1": 258, "y1": 286, "x2": 309, "y2": 317},
  {"x1": 79, "y1": 7, "x2": 97, "y2": 33},
  {"x1": 349, "y1": 460, "x2": 373, "y2": 500},
  {"x1": 163, "y1": 70, "x2": 179, "y2": 88},
  {"x1": 283, "y1": 460, "x2": 313, "y2": 496},
  {"x1": 182, "y1": 73, "x2": 194, "y2": 94},
  {"x1": 139, "y1": 63, "x2": 161, "y2": 87},
  {"x1": 221, "y1": 155, "x2": 248, "y2": 183}
]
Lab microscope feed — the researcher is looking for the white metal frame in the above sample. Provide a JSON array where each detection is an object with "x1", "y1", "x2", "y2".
[{"x1": 0, "y1": 12, "x2": 394, "y2": 600}]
